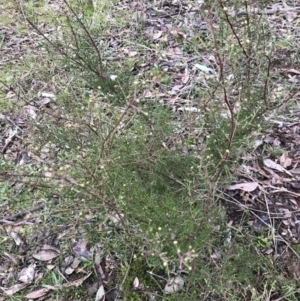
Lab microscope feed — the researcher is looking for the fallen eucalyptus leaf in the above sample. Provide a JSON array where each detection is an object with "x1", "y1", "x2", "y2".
[
  {"x1": 226, "y1": 182, "x2": 258, "y2": 192},
  {"x1": 18, "y1": 264, "x2": 35, "y2": 283},
  {"x1": 194, "y1": 64, "x2": 215, "y2": 74},
  {"x1": 164, "y1": 276, "x2": 184, "y2": 294},
  {"x1": 264, "y1": 159, "x2": 292, "y2": 176},
  {"x1": 32, "y1": 249, "x2": 60, "y2": 261},
  {"x1": 25, "y1": 288, "x2": 50, "y2": 299},
  {"x1": 95, "y1": 284, "x2": 105, "y2": 301}
]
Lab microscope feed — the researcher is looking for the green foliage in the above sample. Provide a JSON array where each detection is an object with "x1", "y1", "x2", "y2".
[{"x1": 1, "y1": 0, "x2": 299, "y2": 299}]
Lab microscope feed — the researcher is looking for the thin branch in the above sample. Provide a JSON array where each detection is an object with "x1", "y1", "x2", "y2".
[
  {"x1": 208, "y1": 7, "x2": 236, "y2": 183},
  {"x1": 62, "y1": 0, "x2": 103, "y2": 75},
  {"x1": 0, "y1": 203, "x2": 45, "y2": 223}
]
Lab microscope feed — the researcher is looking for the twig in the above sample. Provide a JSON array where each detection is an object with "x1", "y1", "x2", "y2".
[
  {"x1": 62, "y1": 0, "x2": 103, "y2": 75},
  {"x1": 1, "y1": 129, "x2": 18, "y2": 154},
  {"x1": 0, "y1": 203, "x2": 45, "y2": 223},
  {"x1": 208, "y1": 6, "x2": 236, "y2": 183},
  {"x1": 22, "y1": 7, "x2": 116, "y2": 93},
  {"x1": 218, "y1": 190, "x2": 300, "y2": 261},
  {"x1": 220, "y1": 2, "x2": 250, "y2": 60}
]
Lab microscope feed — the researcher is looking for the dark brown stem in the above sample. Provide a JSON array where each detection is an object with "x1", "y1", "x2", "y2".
[
  {"x1": 262, "y1": 54, "x2": 271, "y2": 107},
  {"x1": 220, "y1": 2, "x2": 250, "y2": 60},
  {"x1": 24, "y1": 11, "x2": 116, "y2": 93},
  {"x1": 0, "y1": 203, "x2": 45, "y2": 223},
  {"x1": 208, "y1": 8, "x2": 236, "y2": 183},
  {"x1": 62, "y1": 0, "x2": 103, "y2": 75}
]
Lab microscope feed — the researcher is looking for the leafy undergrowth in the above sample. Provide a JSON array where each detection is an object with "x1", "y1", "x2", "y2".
[{"x1": 1, "y1": 0, "x2": 300, "y2": 300}]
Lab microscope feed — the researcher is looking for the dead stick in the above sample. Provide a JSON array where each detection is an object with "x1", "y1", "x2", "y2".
[{"x1": 0, "y1": 203, "x2": 45, "y2": 223}]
